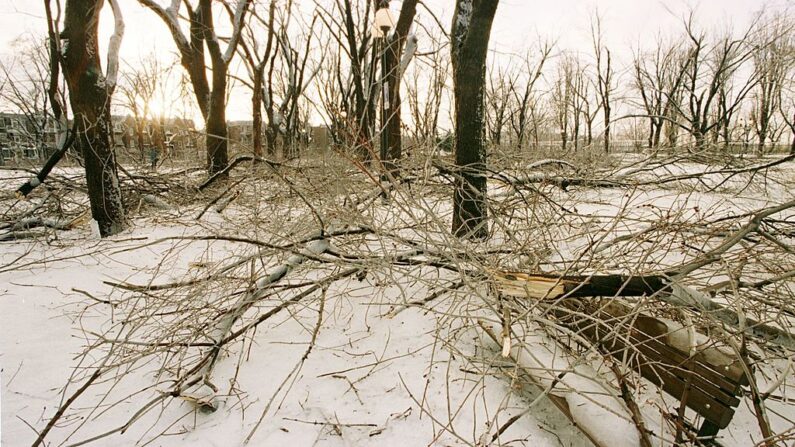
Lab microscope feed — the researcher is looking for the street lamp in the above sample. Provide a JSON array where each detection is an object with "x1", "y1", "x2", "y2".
[
  {"x1": 374, "y1": 4, "x2": 394, "y2": 199},
  {"x1": 374, "y1": 6, "x2": 395, "y2": 39}
]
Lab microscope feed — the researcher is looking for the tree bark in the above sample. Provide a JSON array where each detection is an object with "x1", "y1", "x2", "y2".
[
  {"x1": 138, "y1": 0, "x2": 250, "y2": 174},
  {"x1": 252, "y1": 70, "x2": 264, "y2": 156},
  {"x1": 451, "y1": 0, "x2": 498, "y2": 240},
  {"x1": 375, "y1": 0, "x2": 417, "y2": 176},
  {"x1": 185, "y1": 5, "x2": 211, "y2": 119},
  {"x1": 62, "y1": 0, "x2": 125, "y2": 237},
  {"x1": 205, "y1": 63, "x2": 229, "y2": 175},
  {"x1": 198, "y1": 0, "x2": 251, "y2": 175},
  {"x1": 385, "y1": 0, "x2": 417, "y2": 164},
  {"x1": 247, "y1": 0, "x2": 276, "y2": 157},
  {"x1": 790, "y1": 128, "x2": 795, "y2": 155}
]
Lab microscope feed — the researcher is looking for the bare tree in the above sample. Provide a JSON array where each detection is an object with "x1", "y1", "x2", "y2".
[
  {"x1": 450, "y1": 0, "x2": 499, "y2": 239},
  {"x1": 632, "y1": 37, "x2": 689, "y2": 148},
  {"x1": 485, "y1": 61, "x2": 516, "y2": 146},
  {"x1": 376, "y1": 0, "x2": 418, "y2": 170},
  {"x1": 137, "y1": 0, "x2": 252, "y2": 175},
  {"x1": 14, "y1": 0, "x2": 74, "y2": 198},
  {"x1": 571, "y1": 62, "x2": 598, "y2": 148},
  {"x1": 551, "y1": 54, "x2": 585, "y2": 151},
  {"x1": 117, "y1": 55, "x2": 167, "y2": 162},
  {"x1": 0, "y1": 36, "x2": 57, "y2": 160},
  {"x1": 314, "y1": 0, "x2": 377, "y2": 158},
  {"x1": 404, "y1": 31, "x2": 447, "y2": 145},
  {"x1": 675, "y1": 15, "x2": 760, "y2": 150},
  {"x1": 275, "y1": 13, "x2": 319, "y2": 158},
  {"x1": 61, "y1": 0, "x2": 125, "y2": 236},
  {"x1": 750, "y1": 15, "x2": 793, "y2": 153},
  {"x1": 237, "y1": 0, "x2": 278, "y2": 157},
  {"x1": 508, "y1": 40, "x2": 551, "y2": 150},
  {"x1": 591, "y1": 13, "x2": 614, "y2": 153}
]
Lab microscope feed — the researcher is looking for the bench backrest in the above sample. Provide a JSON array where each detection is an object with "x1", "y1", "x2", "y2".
[{"x1": 556, "y1": 299, "x2": 748, "y2": 429}]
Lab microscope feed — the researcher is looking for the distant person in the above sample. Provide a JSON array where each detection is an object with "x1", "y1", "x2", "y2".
[{"x1": 149, "y1": 147, "x2": 159, "y2": 170}]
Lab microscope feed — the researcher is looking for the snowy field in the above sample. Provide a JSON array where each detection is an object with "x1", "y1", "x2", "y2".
[{"x1": 2, "y1": 153, "x2": 795, "y2": 446}]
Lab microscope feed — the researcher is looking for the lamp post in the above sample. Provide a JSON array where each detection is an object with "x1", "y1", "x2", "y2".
[{"x1": 374, "y1": 5, "x2": 394, "y2": 191}]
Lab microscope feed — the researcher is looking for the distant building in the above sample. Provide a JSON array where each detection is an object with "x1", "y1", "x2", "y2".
[
  {"x1": 309, "y1": 126, "x2": 330, "y2": 150},
  {"x1": 0, "y1": 112, "x2": 202, "y2": 165},
  {"x1": 227, "y1": 120, "x2": 255, "y2": 151},
  {"x1": 110, "y1": 115, "x2": 200, "y2": 162},
  {"x1": 0, "y1": 112, "x2": 58, "y2": 164},
  {"x1": 226, "y1": 120, "x2": 325, "y2": 155}
]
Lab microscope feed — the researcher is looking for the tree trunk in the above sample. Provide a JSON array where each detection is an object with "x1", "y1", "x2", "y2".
[
  {"x1": 586, "y1": 121, "x2": 592, "y2": 146},
  {"x1": 377, "y1": 37, "x2": 402, "y2": 177},
  {"x1": 136, "y1": 122, "x2": 145, "y2": 161},
  {"x1": 790, "y1": 129, "x2": 795, "y2": 155},
  {"x1": 517, "y1": 114, "x2": 526, "y2": 150},
  {"x1": 62, "y1": 0, "x2": 125, "y2": 237},
  {"x1": 758, "y1": 123, "x2": 768, "y2": 155},
  {"x1": 374, "y1": 0, "x2": 417, "y2": 169},
  {"x1": 199, "y1": 0, "x2": 231, "y2": 176},
  {"x1": 379, "y1": 36, "x2": 390, "y2": 175},
  {"x1": 206, "y1": 77, "x2": 228, "y2": 175},
  {"x1": 451, "y1": 0, "x2": 499, "y2": 240},
  {"x1": 383, "y1": 38, "x2": 402, "y2": 167},
  {"x1": 603, "y1": 105, "x2": 611, "y2": 153},
  {"x1": 252, "y1": 69, "x2": 264, "y2": 156},
  {"x1": 652, "y1": 119, "x2": 663, "y2": 148},
  {"x1": 265, "y1": 126, "x2": 277, "y2": 157},
  {"x1": 694, "y1": 134, "x2": 705, "y2": 151},
  {"x1": 187, "y1": 10, "x2": 211, "y2": 120}
]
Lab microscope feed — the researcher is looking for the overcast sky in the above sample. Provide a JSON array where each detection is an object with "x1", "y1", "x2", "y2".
[{"x1": 0, "y1": 0, "x2": 791, "y2": 121}]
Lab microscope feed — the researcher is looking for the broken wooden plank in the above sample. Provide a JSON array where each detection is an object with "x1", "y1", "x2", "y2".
[{"x1": 494, "y1": 272, "x2": 669, "y2": 300}]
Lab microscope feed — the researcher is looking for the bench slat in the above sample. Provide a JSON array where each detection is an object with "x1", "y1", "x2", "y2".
[{"x1": 554, "y1": 300, "x2": 747, "y2": 428}]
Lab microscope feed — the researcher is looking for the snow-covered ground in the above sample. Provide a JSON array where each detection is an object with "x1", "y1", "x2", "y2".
[
  {"x1": 2, "y1": 156, "x2": 795, "y2": 446},
  {"x1": 0, "y1": 220, "x2": 587, "y2": 446}
]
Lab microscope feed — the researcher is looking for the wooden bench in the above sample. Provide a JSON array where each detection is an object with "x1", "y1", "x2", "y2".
[
  {"x1": 495, "y1": 272, "x2": 749, "y2": 440},
  {"x1": 558, "y1": 299, "x2": 748, "y2": 439}
]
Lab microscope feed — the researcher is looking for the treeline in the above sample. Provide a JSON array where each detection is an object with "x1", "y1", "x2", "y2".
[{"x1": 3, "y1": 1, "x2": 794, "y2": 238}]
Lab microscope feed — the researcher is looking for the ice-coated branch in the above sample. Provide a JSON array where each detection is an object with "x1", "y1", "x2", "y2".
[
  {"x1": 104, "y1": 0, "x2": 125, "y2": 90},
  {"x1": 399, "y1": 34, "x2": 418, "y2": 79},
  {"x1": 166, "y1": 0, "x2": 180, "y2": 16},
  {"x1": 137, "y1": 0, "x2": 190, "y2": 52},
  {"x1": 185, "y1": 238, "x2": 331, "y2": 407},
  {"x1": 222, "y1": 0, "x2": 253, "y2": 64}
]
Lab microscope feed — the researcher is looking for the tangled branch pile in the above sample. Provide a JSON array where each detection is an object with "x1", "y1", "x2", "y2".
[{"x1": 4, "y1": 148, "x2": 795, "y2": 446}]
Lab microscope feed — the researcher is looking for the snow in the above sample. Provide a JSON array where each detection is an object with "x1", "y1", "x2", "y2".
[
  {"x1": 90, "y1": 219, "x2": 101, "y2": 238},
  {"x1": 0, "y1": 221, "x2": 587, "y2": 446},
  {"x1": 2, "y1": 157, "x2": 795, "y2": 446}
]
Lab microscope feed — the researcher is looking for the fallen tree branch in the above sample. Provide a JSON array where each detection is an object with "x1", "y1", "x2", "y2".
[
  {"x1": 16, "y1": 124, "x2": 76, "y2": 198},
  {"x1": 187, "y1": 238, "x2": 331, "y2": 399},
  {"x1": 197, "y1": 154, "x2": 281, "y2": 191}
]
